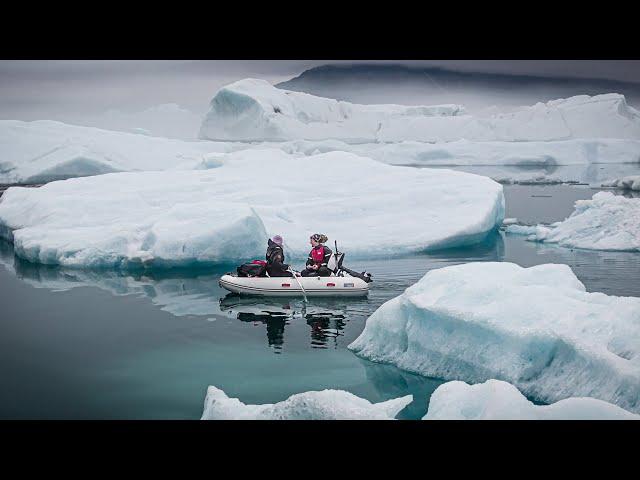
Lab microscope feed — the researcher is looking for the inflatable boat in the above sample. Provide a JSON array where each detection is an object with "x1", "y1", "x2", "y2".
[{"x1": 219, "y1": 273, "x2": 370, "y2": 297}]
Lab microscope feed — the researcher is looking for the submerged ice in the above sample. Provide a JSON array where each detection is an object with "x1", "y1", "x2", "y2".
[
  {"x1": 348, "y1": 262, "x2": 640, "y2": 413},
  {"x1": 423, "y1": 380, "x2": 640, "y2": 420},
  {"x1": 0, "y1": 149, "x2": 504, "y2": 268},
  {"x1": 201, "y1": 386, "x2": 412, "y2": 420}
]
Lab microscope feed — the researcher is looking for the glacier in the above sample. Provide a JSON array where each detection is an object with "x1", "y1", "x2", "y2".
[
  {"x1": 506, "y1": 192, "x2": 640, "y2": 251},
  {"x1": 0, "y1": 149, "x2": 504, "y2": 268},
  {"x1": 348, "y1": 262, "x2": 640, "y2": 413},
  {"x1": 201, "y1": 386, "x2": 412, "y2": 420},
  {"x1": 423, "y1": 379, "x2": 640, "y2": 420},
  {"x1": 199, "y1": 80, "x2": 640, "y2": 143}
]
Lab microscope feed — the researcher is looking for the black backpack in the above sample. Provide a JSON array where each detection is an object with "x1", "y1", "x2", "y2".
[{"x1": 237, "y1": 261, "x2": 267, "y2": 277}]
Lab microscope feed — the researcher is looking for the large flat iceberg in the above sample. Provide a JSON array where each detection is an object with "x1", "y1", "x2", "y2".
[
  {"x1": 199, "y1": 80, "x2": 640, "y2": 143},
  {"x1": 423, "y1": 379, "x2": 640, "y2": 420},
  {"x1": 268, "y1": 138, "x2": 640, "y2": 185},
  {"x1": 201, "y1": 386, "x2": 412, "y2": 420},
  {"x1": 0, "y1": 149, "x2": 504, "y2": 267},
  {"x1": 506, "y1": 192, "x2": 640, "y2": 251},
  {"x1": 0, "y1": 120, "x2": 232, "y2": 184},
  {"x1": 199, "y1": 78, "x2": 464, "y2": 143},
  {"x1": 348, "y1": 262, "x2": 640, "y2": 413}
]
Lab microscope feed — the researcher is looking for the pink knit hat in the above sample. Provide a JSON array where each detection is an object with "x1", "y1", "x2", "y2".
[{"x1": 272, "y1": 235, "x2": 283, "y2": 246}]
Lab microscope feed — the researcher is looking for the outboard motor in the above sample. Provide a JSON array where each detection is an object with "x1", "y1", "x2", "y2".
[{"x1": 330, "y1": 241, "x2": 373, "y2": 283}]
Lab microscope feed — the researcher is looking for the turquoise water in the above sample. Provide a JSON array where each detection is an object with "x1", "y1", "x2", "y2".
[{"x1": 0, "y1": 185, "x2": 638, "y2": 419}]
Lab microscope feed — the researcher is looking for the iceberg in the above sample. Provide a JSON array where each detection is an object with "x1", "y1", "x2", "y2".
[
  {"x1": 378, "y1": 94, "x2": 640, "y2": 143},
  {"x1": 199, "y1": 78, "x2": 465, "y2": 143},
  {"x1": 3, "y1": 115, "x2": 638, "y2": 187},
  {"x1": 201, "y1": 386, "x2": 412, "y2": 420},
  {"x1": 348, "y1": 262, "x2": 640, "y2": 413},
  {"x1": 423, "y1": 379, "x2": 640, "y2": 420},
  {"x1": 267, "y1": 138, "x2": 640, "y2": 167},
  {"x1": 602, "y1": 175, "x2": 640, "y2": 191},
  {"x1": 0, "y1": 149, "x2": 504, "y2": 268},
  {"x1": 267, "y1": 138, "x2": 640, "y2": 185},
  {"x1": 199, "y1": 80, "x2": 640, "y2": 143},
  {"x1": 506, "y1": 192, "x2": 640, "y2": 251},
  {"x1": 0, "y1": 120, "x2": 234, "y2": 184}
]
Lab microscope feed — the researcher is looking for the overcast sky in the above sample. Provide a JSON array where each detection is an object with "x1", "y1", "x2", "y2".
[{"x1": 1, "y1": 60, "x2": 639, "y2": 121}]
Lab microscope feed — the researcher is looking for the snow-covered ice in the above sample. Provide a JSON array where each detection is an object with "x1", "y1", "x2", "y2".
[
  {"x1": 273, "y1": 138, "x2": 640, "y2": 167},
  {"x1": 0, "y1": 120, "x2": 234, "y2": 184},
  {"x1": 423, "y1": 379, "x2": 640, "y2": 420},
  {"x1": 3, "y1": 106, "x2": 639, "y2": 186},
  {"x1": 602, "y1": 175, "x2": 640, "y2": 191},
  {"x1": 378, "y1": 93, "x2": 640, "y2": 143},
  {"x1": 261, "y1": 137, "x2": 640, "y2": 185},
  {"x1": 200, "y1": 80, "x2": 640, "y2": 142},
  {"x1": 505, "y1": 192, "x2": 640, "y2": 251},
  {"x1": 201, "y1": 386, "x2": 412, "y2": 420},
  {"x1": 348, "y1": 262, "x2": 640, "y2": 413},
  {"x1": 0, "y1": 149, "x2": 504, "y2": 267},
  {"x1": 199, "y1": 78, "x2": 464, "y2": 143}
]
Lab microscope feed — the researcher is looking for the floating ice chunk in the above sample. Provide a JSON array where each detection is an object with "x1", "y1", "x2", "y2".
[
  {"x1": 505, "y1": 224, "x2": 551, "y2": 238},
  {"x1": 513, "y1": 192, "x2": 640, "y2": 251},
  {"x1": 252, "y1": 138, "x2": 640, "y2": 185},
  {"x1": 201, "y1": 386, "x2": 413, "y2": 420},
  {"x1": 502, "y1": 218, "x2": 518, "y2": 225},
  {"x1": 423, "y1": 380, "x2": 640, "y2": 420},
  {"x1": 200, "y1": 80, "x2": 640, "y2": 142},
  {"x1": 0, "y1": 149, "x2": 504, "y2": 268},
  {"x1": 0, "y1": 120, "x2": 233, "y2": 183},
  {"x1": 348, "y1": 262, "x2": 640, "y2": 413},
  {"x1": 602, "y1": 175, "x2": 640, "y2": 191}
]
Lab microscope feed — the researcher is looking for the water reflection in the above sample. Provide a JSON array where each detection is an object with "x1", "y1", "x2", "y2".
[
  {"x1": 422, "y1": 163, "x2": 640, "y2": 186},
  {"x1": 361, "y1": 359, "x2": 444, "y2": 420},
  {"x1": 219, "y1": 294, "x2": 349, "y2": 352}
]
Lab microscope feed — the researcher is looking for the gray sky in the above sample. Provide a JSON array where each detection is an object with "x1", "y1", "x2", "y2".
[{"x1": 1, "y1": 60, "x2": 639, "y2": 121}]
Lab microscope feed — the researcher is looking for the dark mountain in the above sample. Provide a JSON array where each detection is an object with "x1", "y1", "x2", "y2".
[{"x1": 277, "y1": 64, "x2": 640, "y2": 111}]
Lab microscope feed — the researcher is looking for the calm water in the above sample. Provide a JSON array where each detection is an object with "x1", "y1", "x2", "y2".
[{"x1": 0, "y1": 185, "x2": 638, "y2": 419}]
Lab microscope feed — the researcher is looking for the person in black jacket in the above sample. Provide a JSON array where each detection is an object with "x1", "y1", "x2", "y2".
[
  {"x1": 265, "y1": 235, "x2": 292, "y2": 277},
  {"x1": 301, "y1": 233, "x2": 333, "y2": 277}
]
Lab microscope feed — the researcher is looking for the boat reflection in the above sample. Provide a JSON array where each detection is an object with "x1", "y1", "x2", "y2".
[{"x1": 219, "y1": 294, "x2": 349, "y2": 352}]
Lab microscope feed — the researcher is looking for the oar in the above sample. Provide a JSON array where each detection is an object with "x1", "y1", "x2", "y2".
[{"x1": 288, "y1": 267, "x2": 308, "y2": 303}]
